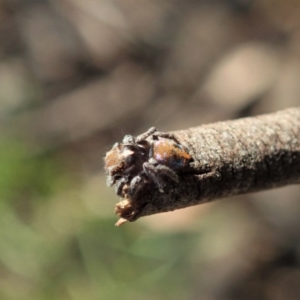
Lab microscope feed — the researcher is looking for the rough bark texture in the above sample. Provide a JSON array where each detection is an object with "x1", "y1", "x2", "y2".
[{"x1": 113, "y1": 107, "x2": 300, "y2": 224}]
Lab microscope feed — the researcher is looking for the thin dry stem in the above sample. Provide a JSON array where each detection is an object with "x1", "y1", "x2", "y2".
[{"x1": 110, "y1": 107, "x2": 300, "y2": 225}]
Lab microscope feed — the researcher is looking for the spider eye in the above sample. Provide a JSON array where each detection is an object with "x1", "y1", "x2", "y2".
[{"x1": 125, "y1": 155, "x2": 134, "y2": 166}]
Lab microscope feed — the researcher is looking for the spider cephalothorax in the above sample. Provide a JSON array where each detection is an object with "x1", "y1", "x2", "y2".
[
  {"x1": 104, "y1": 127, "x2": 193, "y2": 197},
  {"x1": 105, "y1": 141, "x2": 147, "y2": 187}
]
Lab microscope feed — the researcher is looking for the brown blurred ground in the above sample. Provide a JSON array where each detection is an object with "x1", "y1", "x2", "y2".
[{"x1": 1, "y1": 1, "x2": 300, "y2": 300}]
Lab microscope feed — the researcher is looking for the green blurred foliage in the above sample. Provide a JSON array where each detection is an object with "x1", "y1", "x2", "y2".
[{"x1": 0, "y1": 138, "x2": 201, "y2": 300}]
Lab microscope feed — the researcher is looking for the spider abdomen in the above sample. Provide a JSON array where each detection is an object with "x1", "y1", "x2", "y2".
[{"x1": 151, "y1": 139, "x2": 192, "y2": 169}]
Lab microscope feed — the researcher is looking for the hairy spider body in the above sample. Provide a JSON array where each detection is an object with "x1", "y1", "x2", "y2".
[
  {"x1": 151, "y1": 139, "x2": 191, "y2": 168},
  {"x1": 104, "y1": 127, "x2": 193, "y2": 197}
]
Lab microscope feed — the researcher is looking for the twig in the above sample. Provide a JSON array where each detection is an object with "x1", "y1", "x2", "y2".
[{"x1": 105, "y1": 107, "x2": 300, "y2": 226}]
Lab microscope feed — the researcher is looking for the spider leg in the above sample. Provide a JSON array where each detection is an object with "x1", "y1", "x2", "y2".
[
  {"x1": 143, "y1": 161, "x2": 178, "y2": 193},
  {"x1": 156, "y1": 164, "x2": 179, "y2": 182},
  {"x1": 148, "y1": 158, "x2": 179, "y2": 182},
  {"x1": 152, "y1": 131, "x2": 181, "y2": 144},
  {"x1": 114, "y1": 177, "x2": 129, "y2": 196},
  {"x1": 136, "y1": 127, "x2": 157, "y2": 143},
  {"x1": 128, "y1": 175, "x2": 144, "y2": 197}
]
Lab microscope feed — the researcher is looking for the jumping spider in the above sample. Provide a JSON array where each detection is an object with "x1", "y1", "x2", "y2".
[{"x1": 104, "y1": 127, "x2": 193, "y2": 197}]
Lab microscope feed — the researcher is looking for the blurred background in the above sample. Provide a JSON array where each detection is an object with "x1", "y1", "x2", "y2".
[{"x1": 1, "y1": 0, "x2": 300, "y2": 299}]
